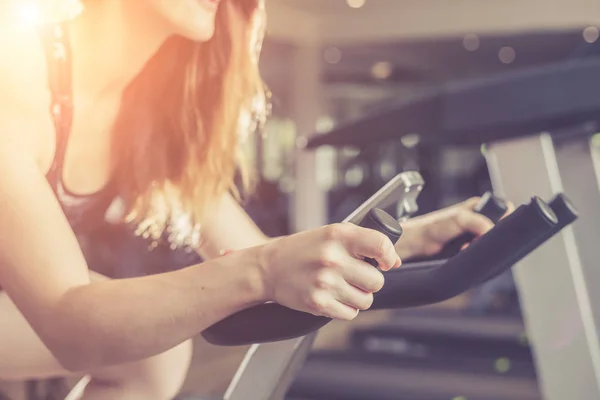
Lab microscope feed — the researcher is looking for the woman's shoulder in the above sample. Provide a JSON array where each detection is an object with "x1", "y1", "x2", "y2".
[
  {"x1": 0, "y1": 25, "x2": 50, "y2": 143},
  {"x1": 0, "y1": 25, "x2": 49, "y2": 106}
]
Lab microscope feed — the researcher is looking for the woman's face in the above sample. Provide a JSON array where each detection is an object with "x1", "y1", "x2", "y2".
[{"x1": 148, "y1": 0, "x2": 222, "y2": 41}]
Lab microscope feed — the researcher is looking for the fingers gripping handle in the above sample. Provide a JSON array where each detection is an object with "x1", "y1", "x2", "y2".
[
  {"x1": 474, "y1": 192, "x2": 510, "y2": 222},
  {"x1": 358, "y1": 209, "x2": 403, "y2": 267},
  {"x1": 201, "y1": 196, "x2": 575, "y2": 345},
  {"x1": 434, "y1": 192, "x2": 508, "y2": 259},
  {"x1": 201, "y1": 209, "x2": 402, "y2": 346}
]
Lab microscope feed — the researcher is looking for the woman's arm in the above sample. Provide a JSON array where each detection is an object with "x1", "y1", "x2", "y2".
[
  {"x1": 195, "y1": 192, "x2": 502, "y2": 263},
  {"x1": 0, "y1": 137, "x2": 267, "y2": 371},
  {"x1": 195, "y1": 193, "x2": 271, "y2": 260}
]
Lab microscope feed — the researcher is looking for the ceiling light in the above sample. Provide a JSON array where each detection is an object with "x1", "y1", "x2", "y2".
[
  {"x1": 316, "y1": 116, "x2": 335, "y2": 133},
  {"x1": 583, "y1": 26, "x2": 599, "y2": 43},
  {"x1": 371, "y1": 61, "x2": 393, "y2": 80},
  {"x1": 347, "y1": 0, "x2": 366, "y2": 9},
  {"x1": 498, "y1": 46, "x2": 516, "y2": 64},
  {"x1": 324, "y1": 47, "x2": 342, "y2": 64},
  {"x1": 463, "y1": 34, "x2": 480, "y2": 51},
  {"x1": 296, "y1": 136, "x2": 308, "y2": 149},
  {"x1": 401, "y1": 133, "x2": 420, "y2": 148}
]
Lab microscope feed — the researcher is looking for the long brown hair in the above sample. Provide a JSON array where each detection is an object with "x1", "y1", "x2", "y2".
[{"x1": 113, "y1": 0, "x2": 269, "y2": 249}]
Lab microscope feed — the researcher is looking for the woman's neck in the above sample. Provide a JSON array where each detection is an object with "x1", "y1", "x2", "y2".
[{"x1": 70, "y1": 0, "x2": 175, "y2": 98}]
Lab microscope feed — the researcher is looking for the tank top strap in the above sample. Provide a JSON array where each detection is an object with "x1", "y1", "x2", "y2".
[{"x1": 37, "y1": 23, "x2": 74, "y2": 184}]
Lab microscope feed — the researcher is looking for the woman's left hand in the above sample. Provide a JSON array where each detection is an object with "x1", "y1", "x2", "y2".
[{"x1": 395, "y1": 196, "x2": 514, "y2": 260}]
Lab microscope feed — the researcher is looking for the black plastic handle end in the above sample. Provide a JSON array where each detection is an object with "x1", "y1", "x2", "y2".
[{"x1": 358, "y1": 208, "x2": 403, "y2": 267}]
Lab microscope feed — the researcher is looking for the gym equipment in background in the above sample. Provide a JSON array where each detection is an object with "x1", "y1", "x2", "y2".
[
  {"x1": 305, "y1": 57, "x2": 600, "y2": 400},
  {"x1": 216, "y1": 170, "x2": 576, "y2": 400},
  {"x1": 288, "y1": 191, "x2": 578, "y2": 400}
]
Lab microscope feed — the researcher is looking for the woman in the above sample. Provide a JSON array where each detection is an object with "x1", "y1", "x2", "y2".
[{"x1": 0, "y1": 0, "x2": 502, "y2": 399}]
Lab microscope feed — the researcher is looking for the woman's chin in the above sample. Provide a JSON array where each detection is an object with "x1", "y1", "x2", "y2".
[{"x1": 177, "y1": 24, "x2": 215, "y2": 42}]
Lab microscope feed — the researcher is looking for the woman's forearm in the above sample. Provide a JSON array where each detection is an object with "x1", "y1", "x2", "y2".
[{"x1": 44, "y1": 247, "x2": 266, "y2": 371}]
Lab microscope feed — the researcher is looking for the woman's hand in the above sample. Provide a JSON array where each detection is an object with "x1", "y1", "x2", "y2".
[
  {"x1": 396, "y1": 196, "x2": 514, "y2": 260},
  {"x1": 257, "y1": 223, "x2": 401, "y2": 321}
]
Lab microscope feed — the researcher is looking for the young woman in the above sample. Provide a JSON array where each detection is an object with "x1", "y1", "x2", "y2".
[{"x1": 0, "y1": 0, "x2": 503, "y2": 399}]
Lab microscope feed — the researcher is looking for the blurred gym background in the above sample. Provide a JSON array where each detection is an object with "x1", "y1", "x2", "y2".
[{"x1": 3, "y1": 0, "x2": 600, "y2": 398}]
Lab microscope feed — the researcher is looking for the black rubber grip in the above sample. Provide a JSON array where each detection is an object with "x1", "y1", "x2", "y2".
[
  {"x1": 370, "y1": 196, "x2": 559, "y2": 309},
  {"x1": 201, "y1": 209, "x2": 402, "y2": 346},
  {"x1": 202, "y1": 303, "x2": 331, "y2": 345},
  {"x1": 472, "y1": 193, "x2": 578, "y2": 285},
  {"x1": 548, "y1": 193, "x2": 578, "y2": 226},
  {"x1": 359, "y1": 208, "x2": 403, "y2": 266}
]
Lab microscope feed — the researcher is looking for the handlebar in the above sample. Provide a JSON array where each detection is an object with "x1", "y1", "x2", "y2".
[
  {"x1": 371, "y1": 196, "x2": 559, "y2": 309},
  {"x1": 201, "y1": 195, "x2": 577, "y2": 346},
  {"x1": 201, "y1": 208, "x2": 403, "y2": 346},
  {"x1": 472, "y1": 193, "x2": 578, "y2": 286}
]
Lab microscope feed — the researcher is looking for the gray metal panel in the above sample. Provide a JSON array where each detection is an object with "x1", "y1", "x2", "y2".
[
  {"x1": 486, "y1": 132, "x2": 600, "y2": 400},
  {"x1": 223, "y1": 338, "x2": 311, "y2": 400},
  {"x1": 555, "y1": 135, "x2": 600, "y2": 330}
]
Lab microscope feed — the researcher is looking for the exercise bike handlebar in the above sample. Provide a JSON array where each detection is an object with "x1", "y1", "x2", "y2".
[
  {"x1": 472, "y1": 193, "x2": 578, "y2": 286},
  {"x1": 202, "y1": 207, "x2": 403, "y2": 346},
  {"x1": 372, "y1": 196, "x2": 563, "y2": 309},
  {"x1": 202, "y1": 195, "x2": 577, "y2": 346}
]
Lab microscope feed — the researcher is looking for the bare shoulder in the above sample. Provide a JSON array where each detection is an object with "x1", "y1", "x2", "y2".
[
  {"x1": 0, "y1": 24, "x2": 50, "y2": 152},
  {"x1": 0, "y1": 22, "x2": 47, "y2": 92}
]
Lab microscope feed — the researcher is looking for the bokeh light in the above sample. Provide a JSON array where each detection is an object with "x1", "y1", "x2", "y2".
[
  {"x1": 13, "y1": 0, "x2": 83, "y2": 26},
  {"x1": 371, "y1": 61, "x2": 393, "y2": 80},
  {"x1": 347, "y1": 0, "x2": 366, "y2": 8},
  {"x1": 583, "y1": 26, "x2": 600, "y2": 44},
  {"x1": 463, "y1": 34, "x2": 480, "y2": 51},
  {"x1": 16, "y1": 2, "x2": 40, "y2": 25},
  {"x1": 498, "y1": 46, "x2": 516, "y2": 64},
  {"x1": 324, "y1": 47, "x2": 343, "y2": 64}
]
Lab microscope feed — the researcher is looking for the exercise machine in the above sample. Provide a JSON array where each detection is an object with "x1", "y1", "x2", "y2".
[
  {"x1": 287, "y1": 190, "x2": 575, "y2": 400},
  {"x1": 302, "y1": 57, "x2": 600, "y2": 399},
  {"x1": 341, "y1": 193, "x2": 526, "y2": 369},
  {"x1": 350, "y1": 308, "x2": 532, "y2": 362},
  {"x1": 73, "y1": 58, "x2": 598, "y2": 400},
  {"x1": 199, "y1": 165, "x2": 575, "y2": 400},
  {"x1": 68, "y1": 55, "x2": 600, "y2": 400}
]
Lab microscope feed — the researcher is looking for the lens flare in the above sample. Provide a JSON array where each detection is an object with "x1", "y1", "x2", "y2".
[
  {"x1": 10, "y1": 0, "x2": 83, "y2": 26},
  {"x1": 16, "y1": 2, "x2": 41, "y2": 24}
]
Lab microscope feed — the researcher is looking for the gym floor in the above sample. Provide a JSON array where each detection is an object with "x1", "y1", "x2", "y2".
[{"x1": 0, "y1": 299, "x2": 465, "y2": 399}]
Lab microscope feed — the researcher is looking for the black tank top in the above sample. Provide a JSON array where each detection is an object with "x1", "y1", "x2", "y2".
[
  {"x1": 33, "y1": 23, "x2": 201, "y2": 280},
  {"x1": 39, "y1": 23, "x2": 116, "y2": 232}
]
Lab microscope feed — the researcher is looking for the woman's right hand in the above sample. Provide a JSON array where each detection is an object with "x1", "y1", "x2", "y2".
[{"x1": 257, "y1": 223, "x2": 402, "y2": 321}]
